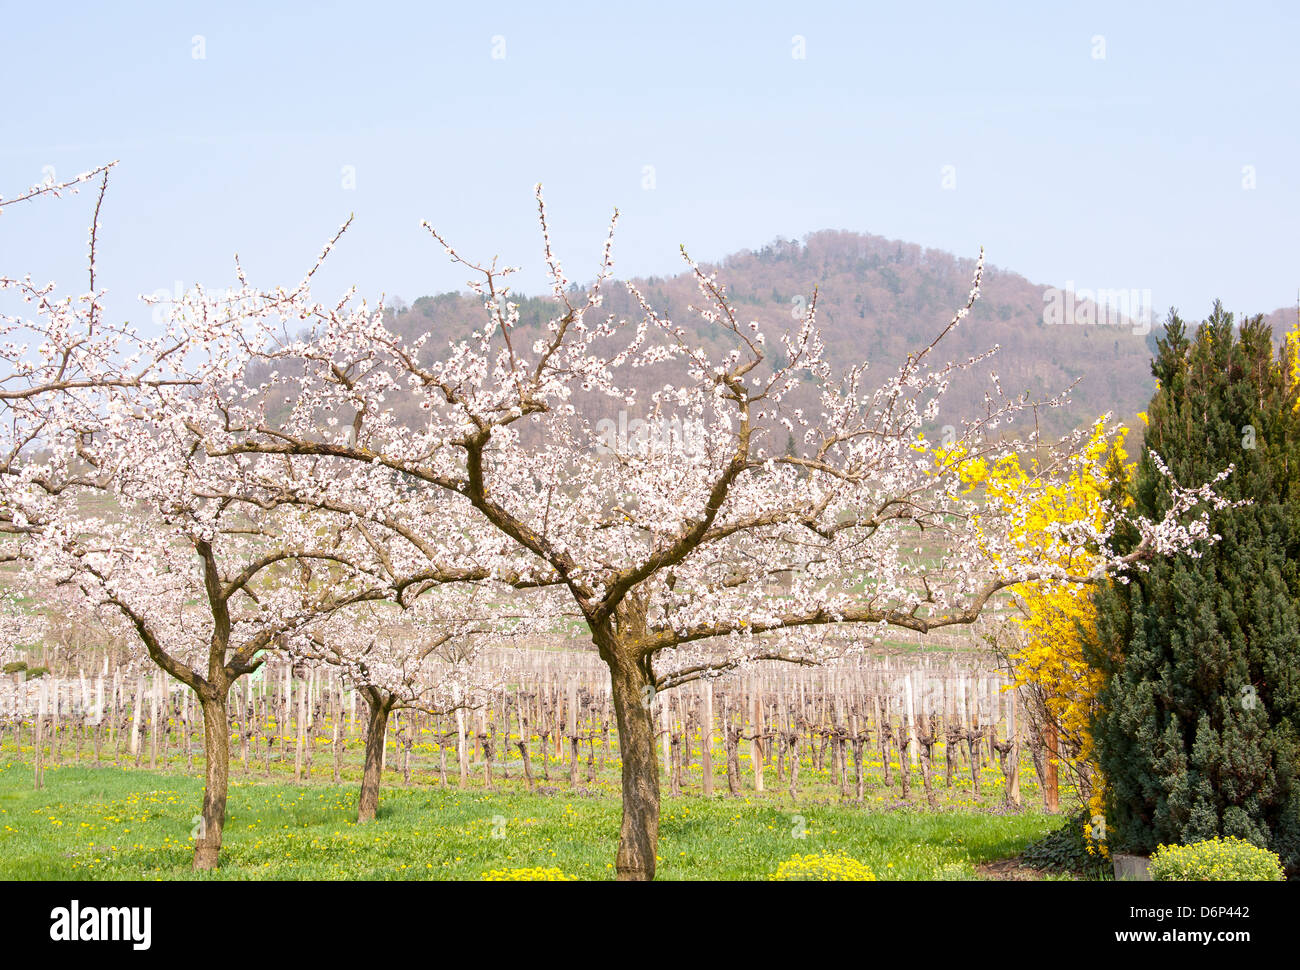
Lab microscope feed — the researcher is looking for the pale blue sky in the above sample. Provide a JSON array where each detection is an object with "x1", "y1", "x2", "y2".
[{"x1": 2, "y1": 1, "x2": 1297, "y2": 325}]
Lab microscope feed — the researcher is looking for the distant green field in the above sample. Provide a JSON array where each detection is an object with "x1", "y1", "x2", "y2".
[{"x1": 0, "y1": 758, "x2": 1069, "y2": 881}]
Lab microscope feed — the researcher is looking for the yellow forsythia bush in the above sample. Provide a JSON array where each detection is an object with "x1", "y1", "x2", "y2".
[
  {"x1": 480, "y1": 866, "x2": 575, "y2": 881},
  {"x1": 768, "y1": 852, "x2": 877, "y2": 881},
  {"x1": 1148, "y1": 838, "x2": 1284, "y2": 882},
  {"x1": 949, "y1": 419, "x2": 1128, "y2": 857}
]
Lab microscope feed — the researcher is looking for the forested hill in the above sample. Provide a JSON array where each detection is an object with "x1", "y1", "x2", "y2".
[{"x1": 385, "y1": 230, "x2": 1293, "y2": 439}]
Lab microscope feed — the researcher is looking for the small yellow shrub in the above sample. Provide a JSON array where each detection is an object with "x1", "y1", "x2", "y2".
[
  {"x1": 1149, "y1": 837, "x2": 1284, "y2": 882},
  {"x1": 768, "y1": 852, "x2": 877, "y2": 881}
]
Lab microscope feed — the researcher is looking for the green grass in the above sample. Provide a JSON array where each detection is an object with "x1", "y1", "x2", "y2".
[{"x1": 0, "y1": 760, "x2": 1064, "y2": 880}]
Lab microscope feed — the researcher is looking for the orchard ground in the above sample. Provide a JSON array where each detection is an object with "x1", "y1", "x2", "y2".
[{"x1": 0, "y1": 739, "x2": 1077, "y2": 881}]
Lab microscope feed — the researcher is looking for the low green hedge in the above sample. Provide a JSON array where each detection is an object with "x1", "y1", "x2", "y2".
[{"x1": 1148, "y1": 837, "x2": 1284, "y2": 882}]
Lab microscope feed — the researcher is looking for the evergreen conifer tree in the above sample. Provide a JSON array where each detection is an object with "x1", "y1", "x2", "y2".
[{"x1": 1089, "y1": 302, "x2": 1300, "y2": 870}]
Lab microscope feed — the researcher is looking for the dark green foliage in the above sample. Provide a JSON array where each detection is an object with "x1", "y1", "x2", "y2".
[
  {"x1": 1088, "y1": 303, "x2": 1300, "y2": 871},
  {"x1": 1021, "y1": 811, "x2": 1110, "y2": 878}
]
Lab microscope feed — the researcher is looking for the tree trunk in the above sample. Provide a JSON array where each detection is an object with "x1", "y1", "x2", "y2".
[
  {"x1": 605, "y1": 649, "x2": 659, "y2": 881},
  {"x1": 357, "y1": 691, "x2": 392, "y2": 824},
  {"x1": 194, "y1": 693, "x2": 230, "y2": 870}
]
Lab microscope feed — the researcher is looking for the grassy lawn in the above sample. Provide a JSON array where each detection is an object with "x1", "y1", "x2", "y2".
[{"x1": 0, "y1": 759, "x2": 1067, "y2": 880}]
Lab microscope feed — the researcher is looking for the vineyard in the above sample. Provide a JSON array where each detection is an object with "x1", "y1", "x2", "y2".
[
  {"x1": 2, "y1": 638, "x2": 1060, "y2": 814},
  {"x1": 1, "y1": 632, "x2": 1078, "y2": 883}
]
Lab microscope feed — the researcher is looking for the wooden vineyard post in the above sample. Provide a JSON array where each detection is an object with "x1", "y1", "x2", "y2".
[
  {"x1": 436, "y1": 717, "x2": 449, "y2": 786},
  {"x1": 916, "y1": 714, "x2": 938, "y2": 810},
  {"x1": 965, "y1": 678, "x2": 982, "y2": 798},
  {"x1": 93, "y1": 670, "x2": 106, "y2": 764},
  {"x1": 905, "y1": 673, "x2": 918, "y2": 767},
  {"x1": 240, "y1": 682, "x2": 252, "y2": 775},
  {"x1": 659, "y1": 695, "x2": 671, "y2": 780},
  {"x1": 914, "y1": 680, "x2": 937, "y2": 809},
  {"x1": 668, "y1": 708, "x2": 682, "y2": 797},
  {"x1": 786, "y1": 728, "x2": 800, "y2": 800},
  {"x1": 294, "y1": 673, "x2": 306, "y2": 783},
  {"x1": 1007, "y1": 689, "x2": 1021, "y2": 807},
  {"x1": 400, "y1": 711, "x2": 414, "y2": 787},
  {"x1": 0, "y1": 680, "x2": 7, "y2": 753},
  {"x1": 992, "y1": 707, "x2": 1020, "y2": 809},
  {"x1": 306, "y1": 670, "x2": 319, "y2": 778},
  {"x1": 537, "y1": 691, "x2": 551, "y2": 783},
  {"x1": 551, "y1": 681, "x2": 562, "y2": 765},
  {"x1": 263, "y1": 681, "x2": 274, "y2": 777},
  {"x1": 158, "y1": 689, "x2": 169, "y2": 770},
  {"x1": 130, "y1": 674, "x2": 143, "y2": 765},
  {"x1": 1043, "y1": 719, "x2": 1060, "y2": 812},
  {"x1": 750, "y1": 689, "x2": 764, "y2": 793},
  {"x1": 895, "y1": 708, "x2": 911, "y2": 801},
  {"x1": 182, "y1": 689, "x2": 193, "y2": 772},
  {"x1": 600, "y1": 691, "x2": 611, "y2": 773},
  {"x1": 876, "y1": 695, "x2": 893, "y2": 787},
  {"x1": 49, "y1": 678, "x2": 61, "y2": 768},
  {"x1": 723, "y1": 695, "x2": 741, "y2": 795},
  {"x1": 773, "y1": 680, "x2": 786, "y2": 785},
  {"x1": 480, "y1": 709, "x2": 494, "y2": 790},
  {"x1": 567, "y1": 679, "x2": 580, "y2": 789},
  {"x1": 515, "y1": 692, "x2": 535, "y2": 793},
  {"x1": 497, "y1": 695, "x2": 511, "y2": 782},
  {"x1": 148, "y1": 676, "x2": 159, "y2": 770},
  {"x1": 78, "y1": 671, "x2": 90, "y2": 762},
  {"x1": 700, "y1": 682, "x2": 714, "y2": 797},
  {"x1": 109, "y1": 668, "x2": 120, "y2": 765},
  {"x1": 678, "y1": 688, "x2": 691, "y2": 784},
  {"x1": 379, "y1": 699, "x2": 389, "y2": 777},
  {"x1": 33, "y1": 679, "x2": 45, "y2": 790},
  {"x1": 455, "y1": 691, "x2": 468, "y2": 789},
  {"x1": 92, "y1": 670, "x2": 104, "y2": 763},
  {"x1": 332, "y1": 681, "x2": 344, "y2": 784},
  {"x1": 534, "y1": 687, "x2": 549, "y2": 782},
  {"x1": 849, "y1": 708, "x2": 865, "y2": 803},
  {"x1": 832, "y1": 693, "x2": 846, "y2": 799},
  {"x1": 944, "y1": 679, "x2": 959, "y2": 790}
]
